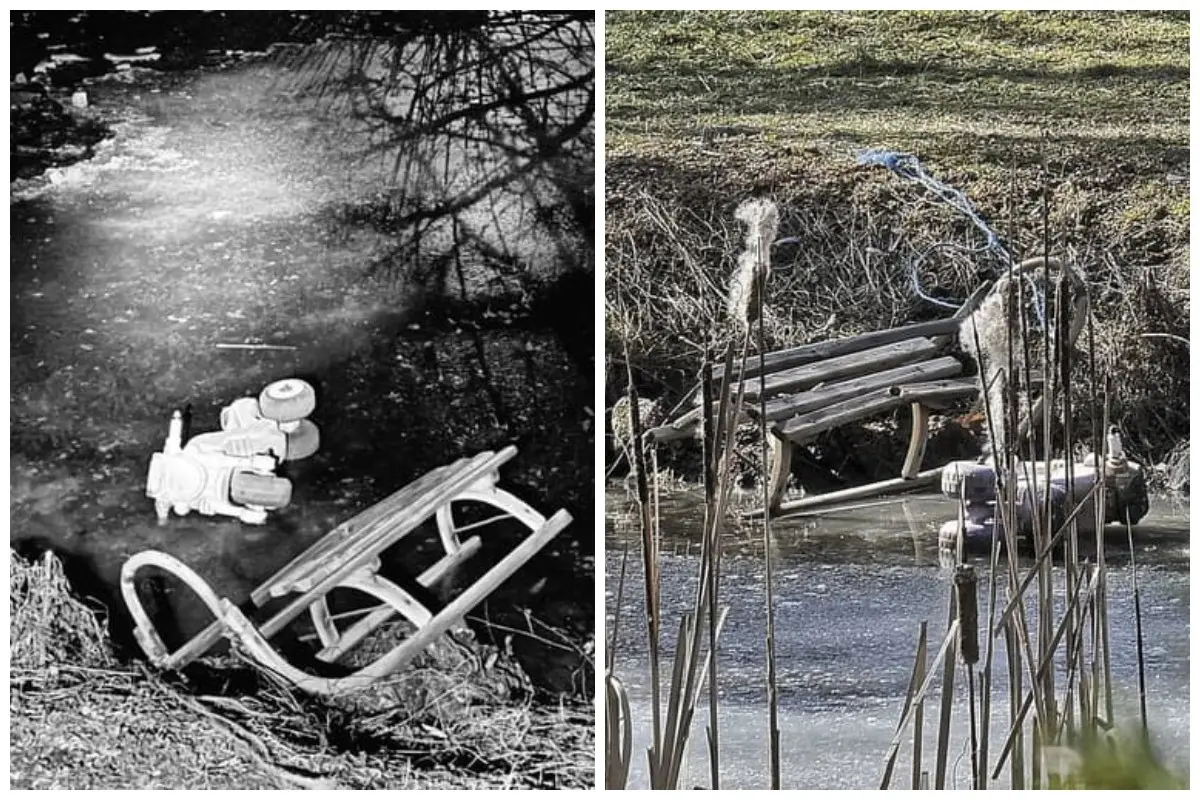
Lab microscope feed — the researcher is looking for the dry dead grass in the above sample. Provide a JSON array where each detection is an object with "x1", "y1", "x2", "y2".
[{"x1": 9, "y1": 550, "x2": 594, "y2": 790}]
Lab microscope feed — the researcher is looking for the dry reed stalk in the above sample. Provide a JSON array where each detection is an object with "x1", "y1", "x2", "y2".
[
  {"x1": 621, "y1": 362, "x2": 663, "y2": 774},
  {"x1": 1127, "y1": 508, "x2": 1149, "y2": 741},
  {"x1": 934, "y1": 584, "x2": 959, "y2": 789},
  {"x1": 910, "y1": 625, "x2": 928, "y2": 792},
  {"x1": 879, "y1": 620, "x2": 961, "y2": 785},
  {"x1": 10, "y1": 550, "x2": 112, "y2": 674},
  {"x1": 1056, "y1": 271, "x2": 1081, "y2": 738},
  {"x1": 617, "y1": 337, "x2": 739, "y2": 789},
  {"x1": 1035, "y1": 206, "x2": 1059, "y2": 746},
  {"x1": 977, "y1": 505, "x2": 1004, "y2": 789},
  {"x1": 1097, "y1": 379, "x2": 1115, "y2": 726},
  {"x1": 880, "y1": 620, "x2": 926, "y2": 789},
  {"x1": 604, "y1": 546, "x2": 631, "y2": 789},
  {"x1": 1003, "y1": 620, "x2": 1026, "y2": 788},
  {"x1": 700, "y1": 358, "x2": 721, "y2": 789},
  {"x1": 738, "y1": 199, "x2": 784, "y2": 790}
]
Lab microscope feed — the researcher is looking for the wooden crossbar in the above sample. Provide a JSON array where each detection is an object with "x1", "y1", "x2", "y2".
[
  {"x1": 775, "y1": 377, "x2": 979, "y2": 441},
  {"x1": 746, "y1": 337, "x2": 939, "y2": 401},
  {"x1": 743, "y1": 468, "x2": 945, "y2": 519},
  {"x1": 761, "y1": 356, "x2": 965, "y2": 422},
  {"x1": 711, "y1": 317, "x2": 961, "y2": 382}
]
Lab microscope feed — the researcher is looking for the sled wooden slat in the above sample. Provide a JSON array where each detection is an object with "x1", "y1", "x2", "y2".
[
  {"x1": 777, "y1": 388, "x2": 914, "y2": 441},
  {"x1": 254, "y1": 467, "x2": 451, "y2": 596},
  {"x1": 711, "y1": 317, "x2": 962, "y2": 382},
  {"x1": 889, "y1": 378, "x2": 981, "y2": 404},
  {"x1": 775, "y1": 376, "x2": 980, "y2": 442},
  {"x1": 746, "y1": 337, "x2": 939, "y2": 401},
  {"x1": 252, "y1": 447, "x2": 515, "y2": 605},
  {"x1": 762, "y1": 357, "x2": 965, "y2": 422}
]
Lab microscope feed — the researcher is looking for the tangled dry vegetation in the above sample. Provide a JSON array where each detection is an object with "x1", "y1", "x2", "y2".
[
  {"x1": 607, "y1": 159, "x2": 1189, "y2": 472},
  {"x1": 10, "y1": 551, "x2": 593, "y2": 790}
]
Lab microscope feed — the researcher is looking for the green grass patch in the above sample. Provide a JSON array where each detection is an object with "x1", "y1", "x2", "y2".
[{"x1": 607, "y1": 10, "x2": 1188, "y2": 166}]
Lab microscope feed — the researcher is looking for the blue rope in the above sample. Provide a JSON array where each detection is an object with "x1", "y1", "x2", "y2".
[
  {"x1": 858, "y1": 149, "x2": 1010, "y2": 261},
  {"x1": 859, "y1": 148, "x2": 1048, "y2": 327}
]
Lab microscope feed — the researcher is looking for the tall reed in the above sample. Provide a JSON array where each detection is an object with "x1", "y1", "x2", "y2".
[
  {"x1": 604, "y1": 198, "x2": 783, "y2": 789},
  {"x1": 880, "y1": 164, "x2": 1158, "y2": 789},
  {"x1": 603, "y1": 337, "x2": 743, "y2": 788}
]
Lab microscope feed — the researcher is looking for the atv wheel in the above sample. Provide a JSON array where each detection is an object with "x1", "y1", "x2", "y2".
[
  {"x1": 284, "y1": 419, "x2": 320, "y2": 461},
  {"x1": 230, "y1": 472, "x2": 292, "y2": 509},
  {"x1": 259, "y1": 379, "x2": 316, "y2": 422}
]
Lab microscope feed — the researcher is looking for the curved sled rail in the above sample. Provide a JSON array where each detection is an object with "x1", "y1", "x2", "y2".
[{"x1": 120, "y1": 549, "x2": 228, "y2": 667}]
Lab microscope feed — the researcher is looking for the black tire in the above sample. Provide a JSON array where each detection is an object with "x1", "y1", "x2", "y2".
[
  {"x1": 230, "y1": 472, "x2": 292, "y2": 509},
  {"x1": 259, "y1": 379, "x2": 316, "y2": 422},
  {"x1": 284, "y1": 419, "x2": 320, "y2": 462}
]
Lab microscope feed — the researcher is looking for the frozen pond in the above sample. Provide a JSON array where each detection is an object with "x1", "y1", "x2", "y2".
[{"x1": 606, "y1": 488, "x2": 1189, "y2": 789}]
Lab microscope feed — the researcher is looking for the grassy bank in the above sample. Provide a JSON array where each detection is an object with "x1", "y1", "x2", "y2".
[
  {"x1": 605, "y1": 10, "x2": 1188, "y2": 467},
  {"x1": 10, "y1": 551, "x2": 593, "y2": 789}
]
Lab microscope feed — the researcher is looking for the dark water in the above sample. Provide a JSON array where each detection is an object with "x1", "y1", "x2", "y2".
[
  {"x1": 606, "y1": 487, "x2": 1190, "y2": 789},
  {"x1": 10, "y1": 56, "x2": 593, "y2": 695}
]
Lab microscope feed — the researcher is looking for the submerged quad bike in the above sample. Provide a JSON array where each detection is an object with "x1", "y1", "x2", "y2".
[
  {"x1": 937, "y1": 428, "x2": 1149, "y2": 551},
  {"x1": 145, "y1": 379, "x2": 320, "y2": 525}
]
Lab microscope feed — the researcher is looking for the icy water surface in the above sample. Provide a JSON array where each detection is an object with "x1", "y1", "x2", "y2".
[{"x1": 606, "y1": 488, "x2": 1190, "y2": 789}]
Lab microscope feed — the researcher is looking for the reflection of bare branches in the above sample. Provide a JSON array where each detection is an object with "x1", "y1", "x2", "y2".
[
  {"x1": 361, "y1": 68, "x2": 593, "y2": 146},
  {"x1": 287, "y1": 11, "x2": 593, "y2": 292}
]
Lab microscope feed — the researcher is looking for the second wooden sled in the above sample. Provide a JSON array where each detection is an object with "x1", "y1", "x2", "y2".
[
  {"x1": 120, "y1": 446, "x2": 572, "y2": 695},
  {"x1": 648, "y1": 257, "x2": 1088, "y2": 520}
]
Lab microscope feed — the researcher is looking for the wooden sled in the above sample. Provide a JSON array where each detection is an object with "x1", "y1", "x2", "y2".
[
  {"x1": 650, "y1": 257, "x2": 1086, "y2": 519},
  {"x1": 120, "y1": 446, "x2": 571, "y2": 696}
]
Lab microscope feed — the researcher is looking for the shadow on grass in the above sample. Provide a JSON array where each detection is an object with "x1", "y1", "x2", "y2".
[{"x1": 615, "y1": 61, "x2": 1187, "y2": 126}]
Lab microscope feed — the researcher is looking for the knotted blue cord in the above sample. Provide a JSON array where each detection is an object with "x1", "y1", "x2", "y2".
[{"x1": 858, "y1": 148, "x2": 1047, "y2": 327}]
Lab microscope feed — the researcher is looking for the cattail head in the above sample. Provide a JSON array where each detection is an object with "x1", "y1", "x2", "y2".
[
  {"x1": 726, "y1": 198, "x2": 780, "y2": 331},
  {"x1": 735, "y1": 198, "x2": 779, "y2": 245}
]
